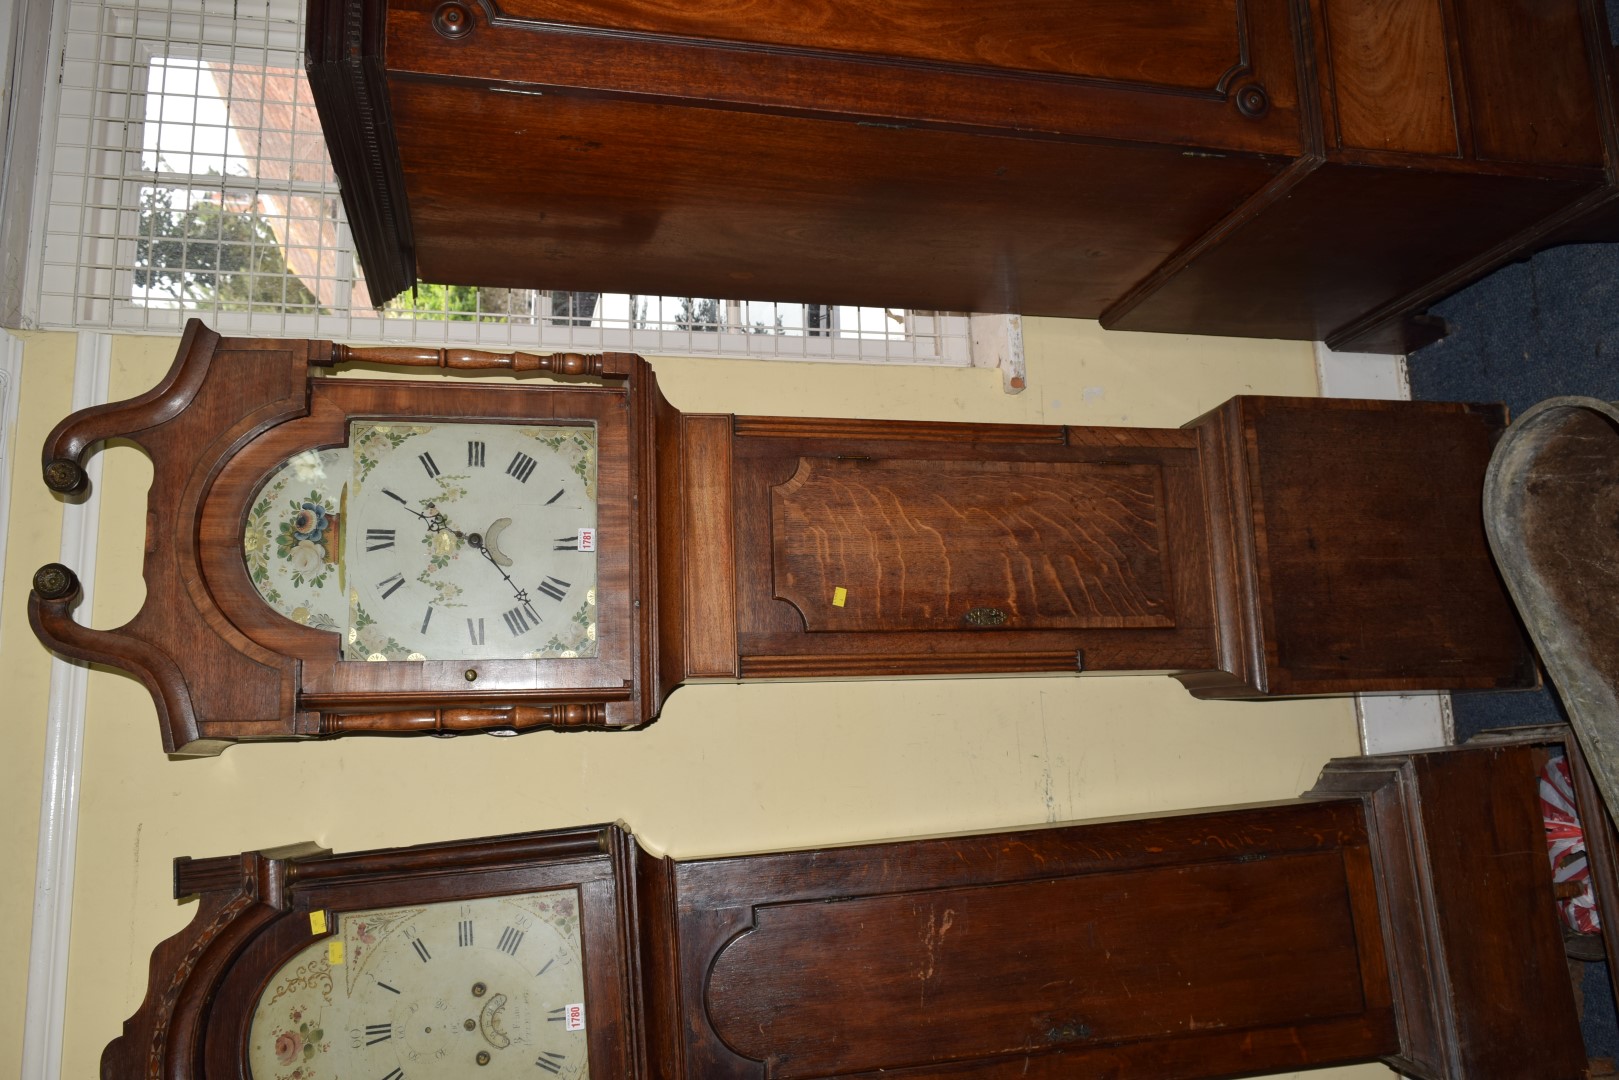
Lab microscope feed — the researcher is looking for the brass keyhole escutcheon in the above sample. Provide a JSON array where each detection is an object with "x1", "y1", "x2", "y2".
[{"x1": 963, "y1": 606, "x2": 1008, "y2": 627}]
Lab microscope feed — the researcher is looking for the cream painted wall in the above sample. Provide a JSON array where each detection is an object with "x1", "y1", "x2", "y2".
[{"x1": 1, "y1": 318, "x2": 1395, "y2": 1079}]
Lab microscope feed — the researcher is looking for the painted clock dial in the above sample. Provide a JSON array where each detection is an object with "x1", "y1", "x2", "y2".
[
  {"x1": 246, "y1": 889, "x2": 590, "y2": 1080},
  {"x1": 343, "y1": 421, "x2": 599, "y2": 662},
  {"x1": 240, "y1": 420, "x2": 599, "y2": 662}
]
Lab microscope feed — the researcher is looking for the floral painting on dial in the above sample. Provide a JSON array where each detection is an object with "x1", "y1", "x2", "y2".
[
  {"x1": 243, "y1": 448, "x2": 349, "y2": 631},
  {"x1": 250, "y1": 952, "x2": 334, "y2": 1080}
]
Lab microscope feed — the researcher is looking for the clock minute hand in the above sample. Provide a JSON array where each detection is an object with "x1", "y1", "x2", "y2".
[{"x1": 469, "y1": 532, "x2": 531, "y2": 606}]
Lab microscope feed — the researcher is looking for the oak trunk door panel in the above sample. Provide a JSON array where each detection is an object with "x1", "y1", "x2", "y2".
[
  {"x1": 661, "y1": 797, "x2": 1398, "y2": 1079},
  {"x1": 771, "y1": 457, "x2": 1174, "y2": 633},
  {"x1": 732, "y1": 421, "x2": 1217, "y2": 678},
  {"x1": 704, "y1": 854, "x2": 1370, "y2": 1076}
]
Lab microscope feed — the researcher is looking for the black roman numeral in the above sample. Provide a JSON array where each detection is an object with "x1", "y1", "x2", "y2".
[
  {"x1": 383, "y1": 488, "x2": 408, "y2": 506},
  {"x1": 546, "y1": 488, "x2": 565, "y2": 505},
  {"x1": 536, "y1": 577, "x2": 570, "y2": 602},
  {"x1": 421, "y1": 606, "x2": 434, "y2": 635},
  {"x1": 503, "y1": 604, "x2": 541, "y2": 637},
  {"x1": 468, "y1": 440, "x2": 486, "y2": 467},
  {"x1": 467, "y1": 618, "x2": 485, "y2": 646},
  {"x1": 381, "y1": 1069, "x2": 404, "y2": 1080},
  {"x1": 536, "y1": 957, "x2": 554, "y2": 977},
  {"x1": 378, "y1": 573, "x2": 406, "y2": 599},
  {"x1": 418, "y1": 451, "x2": 440, "y2": 478},
  {"x1": 506, "y1": 452, "x2": 537, "y2": 483},
  {"x1": 498, "y1": 926, "x2": 525, "y2": 956},
  {"x1": 458, "y1": 919, "x2": 474, "y2": 947},
  {"x1": 547, "y1": 1006, "x2": 566, "y2": 1022},
  {"x1": 535, "y1": 1051, "x2": 566, "y2": 1073},
  {"x1": 365, "y1": 1022, "x2": 392, "y2": 1046},
  {"x1": 411, "y1": 937, "x2": 431, "y2": 963},
  {"x1": 376, "y1": 981, "x2": 401, "y2": 995},
  {"x1": 553, "y1": 535, "x2": 579, "y2": 551},
  {"x1": 366, "y1": 527, "x2": 395, "y2": 551}
]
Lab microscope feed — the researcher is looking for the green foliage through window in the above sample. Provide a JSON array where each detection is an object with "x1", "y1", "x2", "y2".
[{"x1": 134, "y1": 186, "x2": 323, "y2": 312}]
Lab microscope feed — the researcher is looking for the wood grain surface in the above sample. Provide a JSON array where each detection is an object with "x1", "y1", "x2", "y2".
[
  {"x1": 731, "y1": 416, "x2": 1217, "y2": 679},
  {"x1": 770, "y1": 457, "x2": 1173, "y2": 632},
  {"x1": 1322, "y1": 0, "x2": 1457, "y2": 155},
  {"x1": 705, "y1": 851, "x2": 1371, "y2": 1076},
  {"x1": 481, "y1": 0, "x2": 1248, "y2": 89}
]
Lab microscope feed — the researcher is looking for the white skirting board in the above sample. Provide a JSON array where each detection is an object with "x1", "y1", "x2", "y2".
[{"x1": 20, "y1": 332, "x2": 109, "y2": 1080}]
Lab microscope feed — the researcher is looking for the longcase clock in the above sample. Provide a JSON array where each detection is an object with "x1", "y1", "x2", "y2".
[
  {"x1": 31, "y1": 322, "x2": 1533, "y2": 754},
  {"x1": 105, "y1": 737, "x2": 1602, "y2": 1078}
]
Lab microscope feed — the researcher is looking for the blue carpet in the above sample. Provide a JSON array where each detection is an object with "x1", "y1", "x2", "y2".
[{"x1": 1407, "y1": 239, "x2": 1619, "y2": 1060}]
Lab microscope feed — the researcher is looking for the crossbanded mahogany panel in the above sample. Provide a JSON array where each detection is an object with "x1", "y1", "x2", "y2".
[
  {"x1": 770, "y1": 457, "x2": 1173, "y2": 632},
  {"x1": 1322, "y1": 0, "x2": 1457, "y2": 155},
  {"x1": 703, "y1": 851, "x2": 1373, "y2": 1077},
  {"x1": 489, "y1": 0, "x2": 1247, "y2": 90},
  {"x1": 1453, "y1": 0, "x2": 1603, "y2": 167}
]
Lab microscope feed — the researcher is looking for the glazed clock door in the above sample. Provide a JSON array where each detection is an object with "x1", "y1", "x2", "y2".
[
  {"x1": 339, "y1": 420, "x2": 599, "y2": 662},
  {"x1": 158, "y1": 827, "x2": 641, "y2": 1080},
  {"x1": 240, "y1": 420, "x2": 601, "y2": 664}
]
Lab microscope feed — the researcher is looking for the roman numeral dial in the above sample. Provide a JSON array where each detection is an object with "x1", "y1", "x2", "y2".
[
  {"x1": 342, "y1": 420, "x2": 599, "y2": 662},
  {"x1": 248, "y1": 889, "x2": 589, "y2": 1080}
]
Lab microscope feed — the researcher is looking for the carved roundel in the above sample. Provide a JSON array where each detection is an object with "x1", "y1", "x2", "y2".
[
  {"x1": 1234, "y1": 83, "x2": 1270, "y2": 119},
  {"x1": 433, "y1": 1, "x2": 476, "y2": 39}
]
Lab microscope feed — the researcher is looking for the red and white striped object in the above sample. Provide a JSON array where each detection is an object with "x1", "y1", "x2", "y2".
[{"x1": 1541, "y1": 754, "x2": 1601, "y2": 935}]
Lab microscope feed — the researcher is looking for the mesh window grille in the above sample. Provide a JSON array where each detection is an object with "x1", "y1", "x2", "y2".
[{"x1": 35, "y1": 0, "x2": 972, "y2": 363}]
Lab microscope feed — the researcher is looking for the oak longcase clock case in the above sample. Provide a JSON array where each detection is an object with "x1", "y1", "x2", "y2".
[
  {"x1": 104, "y1": 739, "x2": 1605, "y2": 1079},
  {"x1": 31, "y1": 323, "x2": 1533, "y2": 754}
]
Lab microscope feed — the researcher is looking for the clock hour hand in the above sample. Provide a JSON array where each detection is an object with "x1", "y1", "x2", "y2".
[{"x1": 381, "y1": 487, "x2": 459, "y2": 537}]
